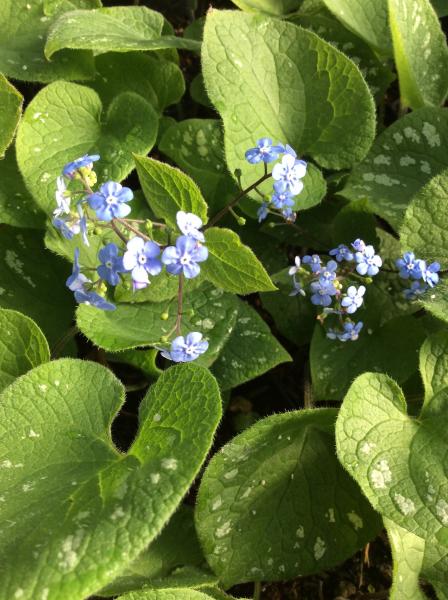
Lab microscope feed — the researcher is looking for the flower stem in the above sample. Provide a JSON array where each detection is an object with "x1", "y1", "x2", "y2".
[
  {"x1": 116, "y1": 218, "x2": 153, "y2": 242},
  {"x1": 110, "y1": 219, "x2": 128, "y2": 244},
  {"x1": 175, "y1": 273, "x2": 184, "y2": 336},
  {"x1": 253, "y1": 581, "x2": 262, "y2": 600},
  {"x1": 206, "y1": 171, "x2": 272, "y2": 229}
]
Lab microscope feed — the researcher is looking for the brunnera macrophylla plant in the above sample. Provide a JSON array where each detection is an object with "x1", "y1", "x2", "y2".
[{"x1": 1, "y1": 2, "x2": 448, "y2": 600}]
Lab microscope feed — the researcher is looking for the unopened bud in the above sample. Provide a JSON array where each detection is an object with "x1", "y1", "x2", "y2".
[
  {"x1": 236, "y1": 216, "x2": 246, "y2": 226},
  {"x1": 160, "y1": 335, "x2": 169, "y2": 343},
  {"x1": 160, "y1": 312, "x2": 169, "y2": 321},
  {"x1": 234, "y1": 168, "x2": 242, "y2": 178}
]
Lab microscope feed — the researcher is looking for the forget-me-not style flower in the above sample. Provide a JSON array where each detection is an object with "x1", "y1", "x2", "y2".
[
  {"x1": 63, "y1": 154, "x2": 100, "y2": 178},
  {"x1": 74, "y1": 289, "x2": 116, "y2": 311},
  {"x1": 302, "y1": 254, "x2": 322, "y2": 274},
  {"x1": 54, "y1": 176, "x2": 70, "y2": 218},
  {"x1": 123, "y1": 236, "x2": 162, "y2": 290},
  {"x1": 161, "y1": 332, "x2": 209, "y2": 362},
  {"x1": 245, "y1": 138, "x2": 284, "y2": 164},
  {"x1": 329, "y1": 244, "x2": 354, "y2": 262},
  {"x1": 257, "y1": 203, "x2": 269, "y2": 222},
  {"x1": 341, "y1": 285, "x2": 366, "y2": 314},
  {"x1": 97, "y1": 243, "x2": 126, "y2": 286},
  {"x1": 310, "y1": 280, "x2": 337, "y2": 306},
  {"x1": 162, "y1": 235, "x2": 208, "y2": 279},
  {"x1": 66, "y1": 248, "x2": 90, "y2": 292},
  {"x1": 396, "y1": 252, "x2": 425, "y2": 280},
  {"x1": 355, "y1": 245, "x2": 382, "y2": 276},
  {"x1": 272, "y1": 153, "x2": 307, "y2": 196},
  {"x1": 176, "y1": 211, "x2": 205, "y2": 242},
  {"x1": 422, "y1": 262, "x2": 441, "y2": 287},
  {"x1": 88, "y1": 181, "x2": 133, "y2": 221},
  {"x1": 327, "y1": 321, "x2": 363, "y2": 342}
]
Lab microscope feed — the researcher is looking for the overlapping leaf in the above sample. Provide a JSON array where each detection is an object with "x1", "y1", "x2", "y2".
[{"x1": 0, "y1": 75, "x2": 23, "y2": 157}]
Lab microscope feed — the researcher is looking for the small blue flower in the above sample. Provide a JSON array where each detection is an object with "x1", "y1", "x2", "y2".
[
  {"x1": 162, "y1": 235, "x2": 208, "y2": 279},
  {"x1": 176, "y1": 211, "x2": 205, "y2": 242},
  {"x1": 63, "y1": 154, "x2": 100, "y2": 178},
  {"x1": 289, "y1": 279, "x2": 305, "y2": 297},
  {"x1": 310, "y1": 280, "x2": 337, "y2": 306},
  {"x1": 329, "y1": 244, "x2": 354, "y2": 262},
  {"x1": 271, "y1": 190, "x2": 295, "y2": 211},
  {"x1": 123, "y1": 236, "x2": 162, "y2": 290},
  {"x1": 288, "y1": 256, "x2": 301, "y2": 276},
  {"x1": 355, "y1": 245, "x2": 382, "y2": 276},
  {"x1": 272, "y1": 153, "x2": 307, "y2": 196},
  {"x1": 97, "y1": 243, "x2": 126, "y2": 286},
  {"x1": 53, "y1": 215, "x2": 79, "y2": 240},
  {"x1": 327, "y1": 321, "x2": 363, "y2": 342},
  {"x1": 161, "y1": 332, "x2": 209, "y2": 362},
  {"x1": 282, "y1": 207, "x2": 296, "y2": 221},
  {"x1": 395, "y1": 252, "x2": 425, "y2": 280},
  {"x1": 422, "y1": 261, "x2": 440, "y2": 288},
  {"x1": 78, "y1": 204, "x2": 89, "y2": 247},
  {"x1": 403, "y1": 281, "x2": 428, "y2": 300},
  {"x1": 341, "y1": 285, "x2": 366, "y2": 314},
  {"x1": 88, "y1": 181, "x2": 133, "y2": 221},
  {"x1": 54, "y1": 176, "x2": 70, "y2": 218},
  {"x1": 74, "y1": 289, "x2": 116, "y2": 311},
  {"x1": 302, "y1": 254, "x2": 322, "y2": 274},
  {"x1": 352, "y1": 239, "x2": 366, "y2": 253},
  {"x1": 318, "y1": 260, "x2": 338, "y2": 284},
  {"x1": 257, "y1": 202, "x2": 269, "y2": 222},
  {"x1": 245, "y1": 138, "x2": 284, "y2": 164},
  {"x1": 66, "y1": 248, "x2": 90, "y2": 291}
]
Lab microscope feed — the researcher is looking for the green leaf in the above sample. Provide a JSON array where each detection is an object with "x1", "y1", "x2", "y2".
[
  {"x1": 388, "y1": 0, "x2": 448, "y2": 110},
  {"x1": 202, "y1": 10, "x2": 376, "y2": 197},
  {"x1": 0, "y1": 75, "x2": 22, "y2": 157},
  {"x1": 90, "y1": 53, "x2": 185, "y2": 112},
  {"x1": 76, "y1": 284, "x2": 238, "y2": 363},
  {"x1": 134, "y1": 155, "x2": 208, "y2": 228},
  {"x1": 341, "y1": 107, "x2": 448, "y2": 229},
  {"x1": 418, "y1": 280, "x2": 448, "y2": 325},
  {"x1": 117, "y1": 590, "x2": 225, "y2": 600},
  {"x1": 0, "y1": 360, "x2": 221, "y2": 599},
  {"x1": 196, "y1": 409, "x2": 381, "y2": 587},
  {"x1": 400, "y1": 168, "x2": 448, "y2": 267},
  {"x1": 419, "y1": 330, "x2": 448, "y2": 407},
  {"x1": 44, "y1": 0, "x2": 102, "y2": 15},
  {"x1": 0, "y1": 0, "x2": 94, "y2": 83},
  {"x1": 0, "y1": 226, "x2": 74, "y2": 348},
  {"x1": 230, "y1": 0, "x2": 301, "y2": 16},
  {"x1": 16, "y1": 82, "x2": 158, "y2": 215},
  {"x1": 322, "y1": 0, "x2": 391, "y2": 54},
  {"x1": 310, "y1": 316, "x2": 426, "y2": 401},
  {"x1": 45, "y1": 6, "x2": 201, "y2": 58},
  {"x1": 99, "y1": 505, "x2": 208, "y2": 596},
  {"x1": 0, "y1": 309, "x2": 50, "y2": 393},
  {"x1": 201, "y1": 228, "x2": 276, "y2": 294},
  {"x1": 211, "y1": 299, "x2": 291, "y2": 390},
  {"x1": 432, "y1": 0, "x2": 448, "y2": 17},
  {"x1": 0, "y1": 146, "x2": 45, "y2": 229}
]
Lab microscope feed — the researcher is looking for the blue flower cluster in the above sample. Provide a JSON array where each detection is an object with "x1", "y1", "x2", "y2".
[
  {"x1": 54, "y1": 155, "x2": 209, "y2": 362},
  {"x1": 396, "y1": 251, "x2": 440, "y2": 299},
  {"x1": 289, "y1": 239, "x2": 382, "y2": 342},
  {"x1": 245, "y1": 139, "x2": 307, "y2": 222}
]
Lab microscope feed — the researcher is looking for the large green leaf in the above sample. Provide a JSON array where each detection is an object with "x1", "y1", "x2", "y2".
[
  {"x1": 400, "y1": 169, "x2": 448, "y2": 267},
  {"x1": 0, "y1": 309, "x2": 49, "y2": 393},
  {"x1": 202, "y1": 10, "x2": 376, "y2": 199},
  {"x1": 0, "y1": 226, "x2": 74, "y2": 347},
  {"x1": 0, "y1": 75, "x2": 22, "y2": 157},
  {"x1": 16, "y1": 82, "x2": 158, "y2": 215},
  {"x1": 211, "y1": 300, "x2": 291, "y2": 390},
  {"x1": 0, "y1": 360, "x2": 221, "y2": 599},
  {"x1": 196, "y1": 409, "x2": 381, "y2": 587},
  {"x1": 341, "y1": 107, "x2": 448, "y2": 229},
  {"x1": 310, "y1": 316, "x2": 426, "y2": 401},
  {"x1": 0, "y1": 146, "x2": 45, "y2": 229},
  {"x1": 116, "y1": 590, "x2": 232, "y2": 600},
  {"x1": 418, "y1": 281, "x2": 448, "y2": 326},
  {"x1": 0, "y1": 0, "x2": 94, "y2": 83},
  {"x1": 419, "y1": 329, "x2": 448, "y2": 405},
  {"x1": 45, "y1": 6, "x2": 201, "y2": 57},
  {"x1": 90, "y1": 53, "x2": 185, "y2": 112},
  {"x1": 230, "y1": 0, "x2": 301, "y2": 16},
  {"x1": 389, "y1": 0, "x2": 448, "y2": 110},
  {"x1": 322, "y1": 0, "x2": 391, "y2": 54},
  {"x1": 201, "y1": 228, "x2": 276, "y2": 294},
  {"x1": 134, "y1": 155, "x2": 208, "y2": 228}
]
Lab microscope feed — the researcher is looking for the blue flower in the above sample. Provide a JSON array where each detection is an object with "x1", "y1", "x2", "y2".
[
  {"x1": 162, "y1": 235, "x2": 208, "y2": 279},
  {"x1": 327, "y1": 321, "x2": 363, "y2": 342},
  {"x1": 288, "y1": 256, "x2": 301, "y2": 276},
  {"x1": 271, "y1": 190, "x2": 295, "y2": 211},
  {"x1": 66, "y1": 248, "x2": 90, "y2": 291},
  {"x1": 176, "y1": 211, "x2": 205, "y2": 242},
  {"x1": 395, "y1": 252, "x2": 425, "y2": 280},
  {"x1": 78, "y1": 204, "x2": 89, "y2": 247},
  {"x1": 310, "y1": 280, "x2": 337, "y2": 306},
  {"x1": 329, "y1": 244, "x2": 354, "y2": 262},
  {"x1": 403, "y1": 281, "x2": 428, "y2": 300},
  {"x1": 245, "y1": 138, "x2": 284, "y2": 164},
  {"x1": 161, "y1": 332, "x2": 209, "y2": 362},
  {"x1": 352, "y1": 239, "x2": 366, "y2": 253},
  {"x1": 341, "y1": 285, "x2": 366, "y2": 314},
  {"x1": 422, "y1": 261, "x2": 440, "y2": 288},
  {"x1": 289, "y1": 279, "x2": 305, "y2": 297},
  {"x1": 272, "y1": 153, "x2": 307, "y2": 196},
  {"x1": 53, "y1": 215, "x2": 80, "y2": 240},
  {"x1": 97, "y1": 243, "x2": 126, "y2": 286},
  {"x1": 88, "y1": 181, "x2": 133, "y2": 221},
  {"x1": 282, "y1": 207, "x2": 296, "y2": 221},
  {"x1": 63, "y1": 154, "x2": 100, "y2": 178},
  {"x1": 318, "y1": 260, "x2": 338, "y2": 284},
  {"x1": 54, "y1": 176, "x2": 70, "y2": 218},
  {"x1": 123, "y1": 236, "x2": 162, "y2": 290},
  {"x1": 302, "y1": 254, "x2": 322, "y2": 274},
  {"x1": 257, "y1": 203, "x2": 269, "y2": 222},
  {"x1": 355, "y1": 245, "x2": 382, "y2": 276},
  {"x1": 74, "y1": 289, "x2": 116, "y2": 311}
]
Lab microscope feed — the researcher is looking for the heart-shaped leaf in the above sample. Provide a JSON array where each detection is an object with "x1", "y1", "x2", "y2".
[
  {"x1": 196, "y1": 408, "x2": 381, "y2": 587},
  {"x1": 16, "y1": 82, "x2": 158, "y2": 215},
  {"x1": 0, "y1": 75, "x2": 23, "y2": 157},
  {"x1": 230, "y1": 0, "x2": 301, "y2": 16},
  {"x1": 0, "y1": 360, "x2": 221, "y2": 599}
]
